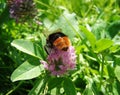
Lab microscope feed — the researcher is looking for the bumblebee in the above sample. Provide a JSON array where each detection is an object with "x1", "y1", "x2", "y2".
[{"x1": 45, "y1": 31, "x2": 71, "y2": 54}]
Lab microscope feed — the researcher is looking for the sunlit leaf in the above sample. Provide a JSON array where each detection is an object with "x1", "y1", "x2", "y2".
[
  {"x1": 83, "y1": 87, "x2": 94, "y2": 95},
  {"x1": 115, "y1": 65, "x2": 120, "y2": 82},
  {"x1": 109, "y1": 45, "x2": 120, "y2": 53},
  {"x1": 11, "y1": 58, "x2": 43, "y2": 82},
  {"x1": 11, "y1": 39, "x2": 43, "y2": 59},
  {"x1": 80, "y1": 26, "x2": 96, "y2": 47},
  {"x1": 50, "y1": 88, "x2": 57, "y2": 95},
  {"x1": 94, "y1": 39, "x2": 113, "y2": 53}
]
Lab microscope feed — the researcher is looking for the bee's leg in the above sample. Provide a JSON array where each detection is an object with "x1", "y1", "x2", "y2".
[{"x1": 44, "y1": 45, "x2": 49, "y2": 54}]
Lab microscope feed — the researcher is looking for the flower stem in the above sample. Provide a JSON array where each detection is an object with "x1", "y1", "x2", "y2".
[{"x1": 99, "y1": 54, "x2": 105, "y2": 90}]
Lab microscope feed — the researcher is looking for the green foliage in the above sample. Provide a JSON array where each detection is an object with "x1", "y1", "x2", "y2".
[
  {"x1": 63, "y1": 78, "x2": 76, "y2": 95},
  {"x1": 107, "y1": 21, "x2": 120, "y2": 38},
  {"x1": 11, "y1": 39, "x2": 46, "y2": 60},
  {"x1": 115, "y1": 65, "x2": 120, "y2": 82},
  {"x1": 0, "y1": 0, "x2": 120, "y2": 95},
  {"x1": 28, "y1": 78, "x2": 45, "y2": 95},
  {"x1": 11, "y1": 58, "x2": 44, "y2": 82},
  {"x1": 44, "y1": 10, "x2": 78, "y2": 39},
  {"x1": 93, "y1": 39, "x2": 113, "y2": 53},
  {"x1": 80, "y1": 26, "x2": 96, "y2": 47},
  {"x1": 48, "y1": 77, "x2": 63, "y2": 91}
]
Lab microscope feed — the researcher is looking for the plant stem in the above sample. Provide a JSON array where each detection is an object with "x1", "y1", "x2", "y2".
[
  {"x1": 34, "y1": 0, "x2": 51, "y2": 9},
  {"x1": 6, "y1": 81, "x2": 23, "y2": 95},
  {"x1": 99, "y1": 54, "x2": 104, "y2": 90}
]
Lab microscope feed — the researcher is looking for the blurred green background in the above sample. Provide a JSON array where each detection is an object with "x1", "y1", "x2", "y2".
[{"x1": 0, "y1": 0, "x2": 120, "y2": 95}]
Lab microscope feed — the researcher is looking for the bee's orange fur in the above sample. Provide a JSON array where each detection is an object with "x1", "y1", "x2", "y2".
[{"x1": 53, "y1": 37, "x2": 71, "y2": 51}]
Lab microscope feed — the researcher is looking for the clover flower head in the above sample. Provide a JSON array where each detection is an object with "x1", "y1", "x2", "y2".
[
  {"x1": 7, "y1": 0, "x2": 37, "y2": 22},
  {"x1": 40, "y1": 46, "x2": 76, "y2": 76}
]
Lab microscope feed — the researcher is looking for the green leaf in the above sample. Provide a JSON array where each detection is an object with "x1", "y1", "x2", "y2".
[
  {"x1": 91, "y1": 82, "x2": 99, "y2": 95},
  {"x1": 107, "y1": 21, "x2": 120, "y2": 38},
  {"x1": 63, "y1": 78, "x2": 76, "y2": 95},
  {"x1": 115, "y1": 65, "x2": 120, "y2": 82},
  {"x1": 115, "y1": 58, "x2": 120, "y2": 66},
  {"x1": 80, "y1": 26, "x2": 96, "y2": 47},
  {"x1": 11, "y1": 39, "x2": 43, "y2": 59},
  {"x1": 11, "y1": 58, "x2": 43, "y2": 82},
  {"x1": 83, "y1": 77, "x2": 98, "y2": 95},
  {"x1": 107, "y1": 64, "x2": 115, "y2": 78},
  {"x1": 48, "y1": 77, "x2": 63, "y2": 90},
  {"x1": 28, "y1": 78, "x2": 44, "y2": 95},
  {"x1": 113, "y1": 80, "x2": 120, "y2": 95},
  {"x1": 94, "y1": 39, "x2": 113, "y2": 53},
  {"x1": 91, "y1": 20, "x2": 107, "y2": 40},
  {"x1": 70, "y1": 0, "x2": 84, "y2": 16},
  {"x1": 50, "y1": 88, "x2": 57, "y2": 95},
  {"x1": 109, "y1": 45, "x2": 120, "y2": 53},
  {"x1": 83, "y1": 87, "x2": 94, "y2": 95},
  {"x1": 29, "y1": 75, "x2": 50, "y2": 95},
  {"x1": 44, "y1": 10, "x2": 79, "y2": 39}
]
